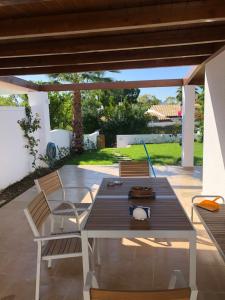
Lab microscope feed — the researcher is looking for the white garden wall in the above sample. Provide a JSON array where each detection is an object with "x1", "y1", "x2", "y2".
[
  {"x1": 84, "y1": 130, "x2": 99, "y2": 149},
  {"x1": 50, "y1": 129, "x2": 72, "y2": 149},
  {"x1": 202, "y1": 49, "x2": 225, "y2": 197},
  {"x1": 0, "y1": 107, "x2": 31, "y2": 190},
  {"x1": 117, "y1": 134, "x2": 181, "y2": 148}
]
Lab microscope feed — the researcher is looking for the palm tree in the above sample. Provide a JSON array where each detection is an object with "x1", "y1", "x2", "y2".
[
  {"x1": 176, "y1": 87, "x2": 182, "y2": 104},
  {"x1": 49, "y1": 71, "x2": 116, "y2": 153}
]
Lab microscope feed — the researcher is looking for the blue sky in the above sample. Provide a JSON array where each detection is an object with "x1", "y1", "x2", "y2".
[{"x1": 19, "y1": 66, "x2": 191, "y2": 102}]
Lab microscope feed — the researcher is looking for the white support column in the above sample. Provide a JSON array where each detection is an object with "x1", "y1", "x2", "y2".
[
  {"x1": 28, "y1": 92, "x2": 51, "y2": 155},
  {"x1": 202, "y1": 50, "x2": 225, "y2": 198},
  {"x1": 181, "y1": 85, "x2": 195, "y2": 167}
]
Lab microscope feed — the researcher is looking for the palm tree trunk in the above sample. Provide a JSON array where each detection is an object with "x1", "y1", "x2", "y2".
[{"x1": 71, "y1": 90, "x2": 84, "y2": 154}]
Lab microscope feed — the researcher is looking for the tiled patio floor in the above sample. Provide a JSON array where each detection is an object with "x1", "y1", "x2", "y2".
[{"x1": 0, "y1": 165, "x2": 225, "y2": 300}]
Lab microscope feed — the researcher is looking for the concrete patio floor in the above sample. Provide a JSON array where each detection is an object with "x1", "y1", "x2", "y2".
[{"x1": 0, "y1": 165, "x2": 225, "y2": 300}]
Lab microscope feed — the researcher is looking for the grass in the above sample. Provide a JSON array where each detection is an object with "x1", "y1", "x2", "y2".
[{"x1": 66, "y1": 142, "x2": 203, "y2": 166}]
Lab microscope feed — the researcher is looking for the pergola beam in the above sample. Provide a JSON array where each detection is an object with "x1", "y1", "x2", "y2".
[
  {"x1": 39, "y1": 79, "x2": 183, "y2": 92},
  {"x1": 184, "y1": 44, "x2": 225, "y2": 85},
  {"x1": 0, "y1": 56, "x2": 207, "y2": 76},
  {"x1": 0, "y1": 1, "x2": 225, "y2": 40},
  {"x1": 0, "y1": 44, "x2": 216, "y2": 69},
  {"x1": 0, "y1": 25, "x2": 225, "y2": 58}
]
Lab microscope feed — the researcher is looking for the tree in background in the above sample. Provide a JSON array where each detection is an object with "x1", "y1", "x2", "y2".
[
  {"x1": 81, "y1": 87, "x2": 141, "y2": 135},
  {"x1": 176, "y1": 87, "x2": 182, "y2": 104},
  {"x1": 164, "y1": 96, "x2": 178, "y2": 104},
  {"x1": 195, "y1": 86, "x2": 205, "y2": 141},
  {"x1": 82, "y1": 90, "x2": 103, "y2": 133},
  {"x1": 137, "y1": 94, "x2": 161, "y2": 106},
  {"x1": 0, "y1": 94, "x2": 28, "y2": 106},
  {"x1": 101, "y1": 100, "x2": 150, "y2": 146},
  {"x1": 48, "y1": 72, "x2": 114, "y2": 153},
  {"x1": 48, "y1": 92, "x2": 72, "y2": 130}
]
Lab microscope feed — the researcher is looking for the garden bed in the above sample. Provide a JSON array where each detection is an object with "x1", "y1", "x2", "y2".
[{"x1": 0, "y1": 159, "x2": 67, "y2": 208}]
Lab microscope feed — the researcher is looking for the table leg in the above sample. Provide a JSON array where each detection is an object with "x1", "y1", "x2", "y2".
[
  {"x1": 82, "y1": 231, "x2": 90, "y2": 284},
  {"x1": 189, "y1": 233, "x2": 198, "y2": 299}
]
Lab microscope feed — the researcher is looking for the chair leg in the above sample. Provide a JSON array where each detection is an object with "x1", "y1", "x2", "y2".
[
  {"x1": 60, "y1": 216, "x2": 64, "y2": 230},
  {"x1": 191, "y1": 206, "x2": 194, "y2": 222},
  {"x1": 47, "y1": 259, "x2": 52, "y2": 269},
  {"x1": 96, "y1": 239, "x2": 101, "y2": 265},
  {"x1": 35, "y1": 242, "x2": 42, "y2": 300},
  {"x1": 50, "y1": 215, "x2": 54, "y2": 233}
]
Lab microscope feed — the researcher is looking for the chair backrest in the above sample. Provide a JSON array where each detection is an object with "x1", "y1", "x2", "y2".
[
  {"x1": 90, "y1": 288, "x2": 191, "y2": 300},
  {"x1": 119, "y1": 160, "x2": 150, "y2": 177},
  {"x1": 34, "y1": 170, "x2": 62, "y2": 196},
  {"x1": 24, "y1": 192, "x2": 51, "y2": 237}
]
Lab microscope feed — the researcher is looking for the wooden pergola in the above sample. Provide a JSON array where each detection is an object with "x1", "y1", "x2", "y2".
[
  {"x1": 0, "y1": 0, "x2": 225, "y2": 156},
  {"x1": 0, "y1": 0, "x2": 224, "y2": 84}
]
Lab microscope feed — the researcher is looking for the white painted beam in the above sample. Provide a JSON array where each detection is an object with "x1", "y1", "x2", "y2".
[
  {"x1": 182, "y1": 85, "x2": 195, "y2": 167},
  {"x1": 203, "y1": 50, "x2": 225, "y2": 197}
]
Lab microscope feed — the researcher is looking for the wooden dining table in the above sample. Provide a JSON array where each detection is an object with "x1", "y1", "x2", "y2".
[{"x1": 81, "y1": 177, "x2": 197, "y2": 298}]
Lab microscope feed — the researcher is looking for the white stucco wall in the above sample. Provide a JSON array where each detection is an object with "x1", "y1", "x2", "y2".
[
  {"x1": 84, "y1": 131, "x2": 99, "y2": 149},
  {"x1": 117, "y1": 134, "x2": 181, "y2": 147},
  {"x1": 202, "y1": 49, "x2": 225, "y2": 197},
  {"x1": 28, "y1": 92, "x2": 51, "y2": 155},
  {"x1": 0, "y1": 107, "x2": 31, "y2": 190},
  {"x1": 50, "y1": 129, "x2": 72, "y2": 148}
]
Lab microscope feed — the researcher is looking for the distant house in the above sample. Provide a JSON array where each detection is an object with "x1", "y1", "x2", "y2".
[{"x1": 145, "y1": 104, "x2": 182, "y2": 127}]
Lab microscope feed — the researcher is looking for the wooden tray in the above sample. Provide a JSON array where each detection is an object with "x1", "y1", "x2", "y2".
[{"x1": 128, "y1": 190, "x2": 155, "y2": 200}]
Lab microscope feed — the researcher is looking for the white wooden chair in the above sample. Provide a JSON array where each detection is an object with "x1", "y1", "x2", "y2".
[
  {"x1": 84, "y1": 270, "x2": 197, "y2": 300},
  {"x1": 24, "y1": 191, "x2": 94, "y2": 300},
  {"x1": 119, "y1": 160, "x2": 150, "y2": 177},
  {"x1": 35, "y1": 170, "x2": 93, "y2": 230}
]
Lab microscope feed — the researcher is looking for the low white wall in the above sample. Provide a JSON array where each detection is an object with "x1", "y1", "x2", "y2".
[
  {"x1": 117, "y1": 134, "x2": 181, "y2": 148},
  {"x1": 50, "y1": 129, "x2": 99, "y2": 150},
  {"x1": 0, "y1": 107, "x2": 31, "y2": 190},
  {"x1": 50, "y1": 129, "x2": 72, "y2": 149},
  {"x1": 84, "y1": 131, "x2": 99, "y2": 149}
]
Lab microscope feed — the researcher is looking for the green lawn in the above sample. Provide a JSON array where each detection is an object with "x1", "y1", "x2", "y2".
[{"x1": 66, "y1": 142, "x2": 203, "y2": 166}]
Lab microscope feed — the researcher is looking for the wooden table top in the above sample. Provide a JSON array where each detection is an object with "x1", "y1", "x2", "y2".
[
  {"x1": 84, "y1": 177, "x2": 193, "y2": 231},
  {"x1": 194, "y1": 204, "x2": 225, "y2": 262},
  {"x1": 97, "y1": 177, "x2": 176, "y2": 198}
]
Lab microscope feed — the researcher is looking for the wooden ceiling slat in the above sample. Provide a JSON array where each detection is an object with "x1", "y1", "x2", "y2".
[
  {"x1": 0, "y1": 1, "x2": 224, "y2": 75},
  {"x1": 0, "y1": 1, "x2": 225, "y2": 40},
  {"x1": 0, "y1": 44, "x2": 216, "y2": 69},
  {"x1": 0, "y1": 56, "x2": 206, "y2": 76},
  {"x1": 0, "y1": 25, "x2": 224, "y2": 58}
]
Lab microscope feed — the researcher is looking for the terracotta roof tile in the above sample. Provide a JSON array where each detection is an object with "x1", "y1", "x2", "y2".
[{"x1": 146, "y1": 104, "x2": 181, "y2": 120}]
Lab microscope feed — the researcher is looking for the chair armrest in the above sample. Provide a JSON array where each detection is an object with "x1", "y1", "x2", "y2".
[
  {"x1": 34, "y1": 232, "x2": 81, "y2": 242},
  {"x1": 54, "y1": 200, "x2": 79, "y2": 213},
  {"x1": 63, "y1": 186, "x2": 92, "y2": 191},
  {"x1": 62, "y1": 186, "x2": 94, "y2": 202}
]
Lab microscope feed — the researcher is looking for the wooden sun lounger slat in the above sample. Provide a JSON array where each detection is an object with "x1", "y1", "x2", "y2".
[
  {"x1": 193, "y1": 204, "x2": 225, "y2": 262},
  {"x1": 90, "y1": 287, "x2": 191, "y2": 300}
]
